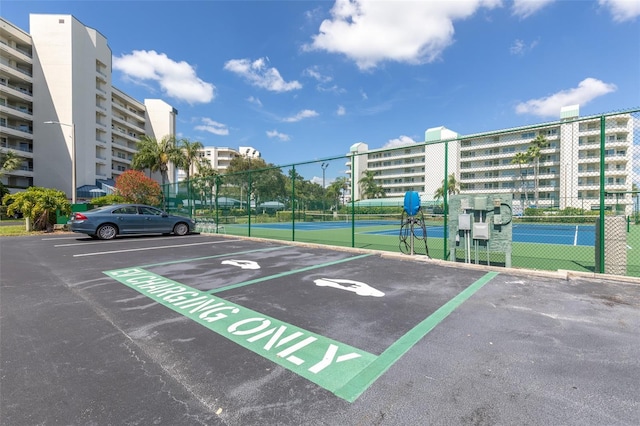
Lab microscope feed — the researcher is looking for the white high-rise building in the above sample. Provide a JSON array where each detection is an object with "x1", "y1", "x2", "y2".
[
  {"x1": 345, "y1": 106, "x2": 634, "y2": 214},
  {"x1": 0, "y1": 14, "x2": 177, "y2": 200},
  {"x1": 176, "y1": 145, "x2": 261, "y2": 181}
]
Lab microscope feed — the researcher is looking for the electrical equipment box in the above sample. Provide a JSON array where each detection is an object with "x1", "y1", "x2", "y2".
[
  {"x1": 474, "y1": 197, "x2": 487, "y2": 211},
  {"x1": 473, "y1": 222, "x2": 489, "y2": 240},
  {"x1": 459, "y1": 214, "x2": 472, "y2": 231},
  {"x1": 447, "y1": 194, "x2": 513, "y2": 267}
]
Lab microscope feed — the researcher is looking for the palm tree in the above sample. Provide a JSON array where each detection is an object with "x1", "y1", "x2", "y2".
[
  {"x1": 0, "y1": 150, "x2": 22, "y2": 177},
  {"x1": 434, "y1": 173, "x2": 460, "y2": 200},
  {"x1": 175, "y1": 138, "x2": 204, "y2": 215},
  {"x1": 176, "y1": 138, "x2": 204, "y2": 184},
  {"x1": 446, "y1": 173, "x2": 461, "y2": 195},
  {"x1": 528, "y1": 134, "x2": 548, "y2": 207},
  {"x1": 327, "y1": 176, "x2": 348, "y2": 209},
  {"x1": 193, "y1": 160, "x2": 218, "y2": 211},
  {"x1": 132, "y1": 135, "x2": 181, "y2": 187},
  {"x1": 359, "y1": 170, "x2": 385, "y2": 199},
  {"x1": 511, "y1": 151, "x2": 530, "y2": 206}
]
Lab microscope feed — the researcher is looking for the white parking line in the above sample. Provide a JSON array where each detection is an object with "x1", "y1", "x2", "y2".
[
  {"x1": 54, "y1": 235, "x2": 205, "y2": 247},
  {"x1": 73, "y1": 239, "x2": 240, "y2": 257}
]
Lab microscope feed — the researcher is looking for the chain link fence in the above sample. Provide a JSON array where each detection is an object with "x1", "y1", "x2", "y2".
[{"x1": 162, "y1": 108, "x2": 640, "y2": 278}]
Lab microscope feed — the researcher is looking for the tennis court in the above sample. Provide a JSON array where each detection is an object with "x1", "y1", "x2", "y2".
[{"x1": 227, "y1": 219, "x2": 597, "y2": 246}]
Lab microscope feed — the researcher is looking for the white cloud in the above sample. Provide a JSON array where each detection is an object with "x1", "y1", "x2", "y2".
[
  {"x1": 337, "y1": 105, "x2": 346, "y2": 116},
  {"x1": 510, "y1": 39, "x2": 526, "y2": 55},
  {"x1": 304, "y1": 66, "x2": 333, "y2": 83},
  {"x1": 599, "y1": 0, "x2": 640, "y2": 22},
  {"x1": 303, "y1": 0, "x2": 501, "y2": 70},
  {"x1": 194, "y1": 118, "x2": 229, "y2": 136},
  {"x1": 247, "y1": 96, "x2": 263, "y2": 107},
  {"x1": 512, "y1": 0, "x2": 555, "y2": 19},
  {"x1": 266, "y1": 130, "x2": 291, "y2": 141},
  {"x1": 113, "y1": 50, "x2": 214, "y2": 104},
  {"x1": 224, "y1": 57, "x2": 302, "y2": 92},
  {"x1": 510, "y1": 38, "x2": 539, "y2": 55},
  {"x1": 515, "y1": 78, "x2": 617, "y2": 117},
  {"x1": 382, "y1": 135, "x2": 418, "y2": 149},
  {"x1": 282, "y1": 109, "x2": 319, "y2": 123}
]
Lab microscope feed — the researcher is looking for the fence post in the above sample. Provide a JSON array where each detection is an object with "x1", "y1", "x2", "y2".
[
  {"x1": 444, "y1": 140, "x2": 449, "y2": 260},
  {"x1": 351, "y1": 152, "x2": 355, "y2": 248},
  {"x1": 248, "y1": 171, "x2": 252, "y2": 237},
  {"x1": 215, "y1": 176, "x2": 221, "y2": 234},
  {"x1": 292, "y1": 165, "x2": 296, "y2": 242},
  {"x1": 598, "y1": 115, "x2": 606, "y2": 273}
]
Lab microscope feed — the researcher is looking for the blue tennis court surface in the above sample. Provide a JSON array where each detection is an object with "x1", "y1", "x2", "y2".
[
  {"x1": 363, "y1": 224, "x2": 595, "y2": 246},
  {"x1": 237, "y1": 221, "x2": 596, "y2": 246}
]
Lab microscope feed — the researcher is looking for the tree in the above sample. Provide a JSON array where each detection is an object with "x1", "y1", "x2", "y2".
[
  {"x1": 132, "y1": 135, "x2": 181, "y2": 186},
  {"x1": 192, "y1": 160, "x2": 218, "y2": 211},
  {"x1": 225, "y1": 156, "x2": 287, "y2": 208},
  {"x1": 176, "y1": 138, "x2": 204, "y2": 184},
  {"x1": 359, "y1": 170, "x2": 385, "y2": 200},
  {"x1": 2, "y1": 187, "x2": 70, "y2": 231},
  {"x1": 528, "y1": 134, "x2": 548, "y2": 207},
  {"x1": 175, "y1": 138, "x2": 204, "y2": 214},
  {"x1": 0, "y1": 150, "x2": 21, "y2": 177},
  {"x1": 115, "y1": 170, "x2": 162, "y2": 206},
  {"x1": 434, "y1": 173, "x2": 460, "y2": 200},
  {"x1": 327, "y1": 176, "x2": 348, "y2": 209},
  {"x1": 511, "y1": 151, "x2": 530, "y2": 206}
]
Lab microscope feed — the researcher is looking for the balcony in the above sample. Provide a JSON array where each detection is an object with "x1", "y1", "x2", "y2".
[
  {"x1": 0, "y1": 57, "x2": 32, "y2": 79},
  {"x1": 0, "y1": 102, "x2": 32, "y2": 120},
  {"x1": 0, "y1": 122, "x2": 33, "y2": 139}
]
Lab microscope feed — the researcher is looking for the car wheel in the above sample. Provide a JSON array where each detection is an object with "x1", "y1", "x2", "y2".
[
  {"x1": 97, "y1": 224, "x2": 118, "y2": 240},
  {"x1": 173, "y1": 222, "x2": 189, "y2": 236}
]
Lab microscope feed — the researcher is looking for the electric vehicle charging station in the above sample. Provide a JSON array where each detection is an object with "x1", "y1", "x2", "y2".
[
  {"x1": 399, "y1": 191, "x2": 430, "y2": 257},
  {"x1": 448, "y1": 194, "x2": 513, "y2": 267}
]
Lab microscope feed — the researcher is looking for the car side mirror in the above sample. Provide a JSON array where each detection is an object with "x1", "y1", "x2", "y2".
[{"x1": 162, "y1": 213, "x2": 168, "y2": 217}]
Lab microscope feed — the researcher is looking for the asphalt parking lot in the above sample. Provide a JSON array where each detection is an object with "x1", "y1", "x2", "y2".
[{"x1": 1, "y1": 232, "x2": 639, "y2": 425}]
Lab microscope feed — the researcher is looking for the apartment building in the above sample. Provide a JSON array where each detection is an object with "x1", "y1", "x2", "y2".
[
  {"x1": 0, "y1": 18, "x2": 34, "y2": 191},
  {"x1": 0, "y1": 14, "x2": 177, "y2": 200},
  {"x1": 345, "y1": 126, "x2": 459, "y2": 203},
  {"x1": 176, "y1": 145, "x2": 261, "y2": 181},
  {"x1": 346, "y1": 106, "x2": 634, "y2": 213}
]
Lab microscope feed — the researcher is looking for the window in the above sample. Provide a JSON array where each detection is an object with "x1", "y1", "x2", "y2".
[
  {"x1": 113, "y1": 206, "x2": 138, "y2": 215},
  {"x1": 139, "y1": 206, "x2": 162, "y2": 215},
  {"x1": 521, "y1": 132, "x2": 535, "y2": 139}
]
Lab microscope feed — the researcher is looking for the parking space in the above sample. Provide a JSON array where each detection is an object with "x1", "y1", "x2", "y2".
[{"x1": 2, "y1": 233, "x2": 639, "y2": 425}]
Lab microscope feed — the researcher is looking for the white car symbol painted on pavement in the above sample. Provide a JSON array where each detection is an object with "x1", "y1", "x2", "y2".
[
  {"x1": 314, "y1": 278, "x2": 385, "y2": 297},
  {"x1": 221, "y1": 260, "x2": 261, "y2": 269}
]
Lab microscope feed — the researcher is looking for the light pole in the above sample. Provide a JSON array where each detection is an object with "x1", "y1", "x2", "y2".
[
  {"x1": 44, "y1": 121, "x2": 76, "y2": 204},
  {"x1": 321, "y1": 162, "x2": 329, "y2": 214}
]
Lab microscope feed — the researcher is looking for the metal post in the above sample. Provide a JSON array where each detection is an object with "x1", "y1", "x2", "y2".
[
  {"x1": 351, "y1": 153, "x2": 355, "y2": 248},
  {"x1": 321, "y1": 162, "x2": 329, "y2": 216},
  {"x1": 215, "y1": 176, "x2": 221, "y2": 233},
  {"x1": 598, "y1": 115, "x2": 605, "y2": 273},
  {"x1": 292, "y1": 165, "x2": 296, "y2": 241},
  {"x1": 248, "y1": 171, "x2": 252, "y2": 237},
  {"x1": 444, "y1": 140, "x2": 449, "y2": 260}
]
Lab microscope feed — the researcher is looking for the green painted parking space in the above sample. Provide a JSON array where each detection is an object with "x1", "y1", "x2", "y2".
[{"x1": 105, "y1": 259, "x2": 498, "y2": 402}]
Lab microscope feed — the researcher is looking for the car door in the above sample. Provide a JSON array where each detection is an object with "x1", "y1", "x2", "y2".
[
  {"x1": 138, "y1": 206, "x2": 171, "y2": 233},
  {"x1": 111, "y1": 206, "x2": 142, "y2": 233}
]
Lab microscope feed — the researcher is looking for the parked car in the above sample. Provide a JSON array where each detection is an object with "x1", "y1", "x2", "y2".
[{"x1": 68, "y1": 204, "x2": 196, "y2": 240}]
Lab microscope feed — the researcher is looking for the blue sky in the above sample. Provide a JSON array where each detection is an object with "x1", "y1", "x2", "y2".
[{"x1": 4, "y1": 0, "x2": 640, "y2": 181}]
